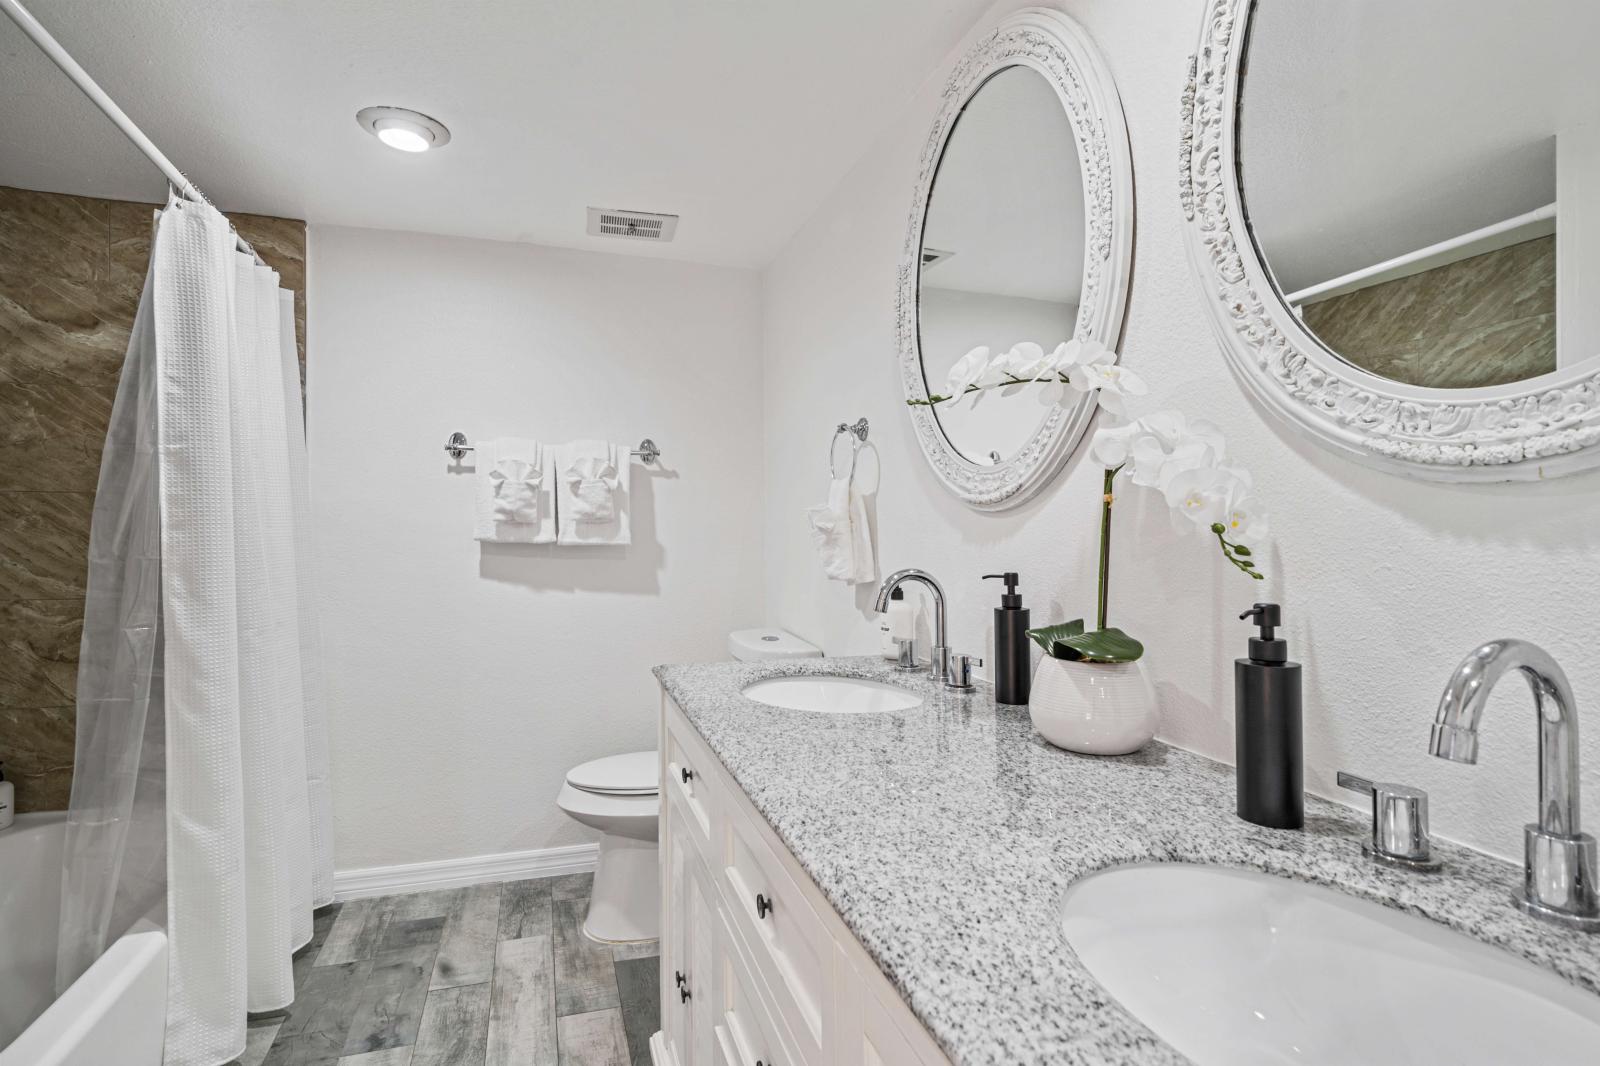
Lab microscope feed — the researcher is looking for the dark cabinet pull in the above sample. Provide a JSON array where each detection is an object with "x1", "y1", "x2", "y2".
[
  {"x1": 681, "y1": 766, "x2": 694, "y2": 784},
  {"x1": 755, "y1": 893, "x2": 773, "y2": 919},
  {"x1": 674, "y1": 970, "x2": 686, "y2": 988}
]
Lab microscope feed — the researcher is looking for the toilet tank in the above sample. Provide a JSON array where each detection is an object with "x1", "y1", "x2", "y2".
[{"x1": 728, "y1": 628, "x2": 821, "y2": 662}]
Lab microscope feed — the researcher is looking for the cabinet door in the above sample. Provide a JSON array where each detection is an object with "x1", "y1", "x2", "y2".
[
  {"x1": 665, "y1": 792, "x2": 727, "y2": 1066},
  {"x1": 662, "y1": 797, "x2": 694, "y2": 1066}
]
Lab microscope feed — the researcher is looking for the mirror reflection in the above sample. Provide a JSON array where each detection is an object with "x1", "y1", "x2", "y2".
[
  {"x1": 918, "y1": 66, "x2": 1084, "y2": 464},
  {"x1": 1239, "y1": 0, "x2": 1600, "y2": 389}
]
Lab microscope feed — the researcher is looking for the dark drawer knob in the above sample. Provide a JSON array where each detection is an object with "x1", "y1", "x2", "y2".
[
  {"x1": 755, "y1": 893, "x2": 773, "y2": 920},
  {"x1": 674, "y1": 970, "x2": 686, "y2": 988},
  {"x1": 681, "y1": 766, "x2": 694, "y2": 784}
]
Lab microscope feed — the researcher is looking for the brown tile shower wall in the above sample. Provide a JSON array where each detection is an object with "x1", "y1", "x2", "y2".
[
  {"x1": 0, "y1": 186, "x2": 306, "y2": 813},
  {"x1": 1300, "y1": 236, "x2": 1555, "y2": 389}
]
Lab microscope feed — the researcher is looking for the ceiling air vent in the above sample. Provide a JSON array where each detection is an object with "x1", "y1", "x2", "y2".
[
  {"x1": 587, "y1": 207, "x2": 679, "y2": 243},
  {"x1": 921, "y1": 246, "x2": 954, "y2": 270}
]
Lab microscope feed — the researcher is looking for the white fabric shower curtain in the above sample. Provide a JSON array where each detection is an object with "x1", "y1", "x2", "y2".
[{"x1": 57, "y1": 193, "x2": 334, "y2": 1066}]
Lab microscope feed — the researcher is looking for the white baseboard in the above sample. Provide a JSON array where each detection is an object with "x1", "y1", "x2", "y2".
[{"x1": 333, "y1": 841, "x2": 599, "y2": 901}]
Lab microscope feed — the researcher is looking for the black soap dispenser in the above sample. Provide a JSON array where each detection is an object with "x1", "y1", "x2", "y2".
[
  {"x1": 984, "y1": 572, "x2": 1030, "y2": 705},
  {"x1": 1235, "y1": 603, "x2": 1303, "y2": 829}
]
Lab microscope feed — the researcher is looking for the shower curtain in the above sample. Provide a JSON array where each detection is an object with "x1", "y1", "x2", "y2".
[{"x1": 56, "y1": 193, "x2": 334, "y2": 1066}]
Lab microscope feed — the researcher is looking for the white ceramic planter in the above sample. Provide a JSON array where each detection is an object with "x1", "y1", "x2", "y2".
[{"x1": 1028, "y1": 655, "x2": 1159, "y2": 755}]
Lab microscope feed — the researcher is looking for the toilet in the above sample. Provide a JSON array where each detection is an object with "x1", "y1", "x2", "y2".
[{"x1": 557, "y1": 627, "x2": 820, "y2": 943}]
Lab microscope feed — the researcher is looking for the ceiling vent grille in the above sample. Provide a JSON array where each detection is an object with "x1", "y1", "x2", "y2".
[
  {"x1": 587, "y1": 207, "x2": 679, "y2": 243},
  {"x1": 921, "y1": 246, "x2": 954, "y2": 270}
]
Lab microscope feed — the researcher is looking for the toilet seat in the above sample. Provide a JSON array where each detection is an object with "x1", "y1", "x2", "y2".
[{"x1": 566, "y1": 751, "x2": 658, "y2": 796}]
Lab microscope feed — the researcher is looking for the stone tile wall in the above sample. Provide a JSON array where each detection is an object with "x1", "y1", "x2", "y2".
[
  {"x1": 0, "y1": 185, "x2": 305, "y2": 812},
  {"x1": 1300, "y1": 235, "x2": 1555, "y2": 389}
]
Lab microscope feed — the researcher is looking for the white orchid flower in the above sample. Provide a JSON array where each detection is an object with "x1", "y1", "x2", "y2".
[
  {"x1": 996, "y1": 341, "x2": 1054, "y2": 384},
  {"x1": 1067, "y1": 346, "x2": 1146, "y2": 417},
  {"x1": 1089, "y1": 421, "x2": 1141, "y2": 468},
  {"x1": 1162, "y1": 464, "x2": 1248, "y2": 534},
  {"x1": 944, "y1": 345, "x2": 992, "y2": 398},
  {"x1": 1222, "y1": 492, "x2": 1269, "y2": 547}
]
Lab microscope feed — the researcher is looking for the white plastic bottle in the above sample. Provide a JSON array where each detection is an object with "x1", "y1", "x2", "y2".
[
  {"x1": 0, "y1": 763, "x2": 13, "y2": 830},
  {"x1": 879, "y1": 588, "x2": 917, "y2": 657}
]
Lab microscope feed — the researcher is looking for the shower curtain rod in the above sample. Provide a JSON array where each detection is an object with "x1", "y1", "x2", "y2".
[{"x1": 1, "y1": 0, "x2": 265, "y2": 265}]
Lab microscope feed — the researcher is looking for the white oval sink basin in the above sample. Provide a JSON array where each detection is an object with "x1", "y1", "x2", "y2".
[
  {"x1": 1061, "y1": 863, "x2": 1600, "y2": 1065},
  {"x1": 741, "y1": 676, "x2": 922, "y2": 714}
]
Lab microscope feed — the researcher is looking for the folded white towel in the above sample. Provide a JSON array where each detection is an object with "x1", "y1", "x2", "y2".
[
  {"x1": 474, "y1": 438, "x2": 556, "y2": 543},
  {"x1": 555, "y1": 439, "x2": 630, "y2": 545},
  {"x1": 806, "y1": 477, "x2": 875, "y2": 584}
]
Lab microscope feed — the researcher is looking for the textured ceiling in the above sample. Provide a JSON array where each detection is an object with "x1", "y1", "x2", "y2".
[{"x1": 0, "y1": 0, "x2": 992, "y2": 267}]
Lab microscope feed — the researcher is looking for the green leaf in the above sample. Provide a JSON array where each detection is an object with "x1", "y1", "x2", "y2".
[
  {"x1": 1052, "y1": 626, "x2": 1145, "y2": 664},
  {"x1": 1027, "y1": 620, "x2": 1084, "y2": 655}
]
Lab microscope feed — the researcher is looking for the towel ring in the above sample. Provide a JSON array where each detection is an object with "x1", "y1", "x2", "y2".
[{"x1": 828, "y1": 418, "x2": 869, "y2": 479}]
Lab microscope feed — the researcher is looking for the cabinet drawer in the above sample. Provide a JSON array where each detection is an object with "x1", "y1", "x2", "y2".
[
  {"x1": 721, "y1": 810, "x2": 826, "y2": 1063},
  {"x1": 665, "y1": 719, "x2": 718, "y2": 857},
  {"x1": 713, "y1": 909, "x2": 795, "y2": 1066}
]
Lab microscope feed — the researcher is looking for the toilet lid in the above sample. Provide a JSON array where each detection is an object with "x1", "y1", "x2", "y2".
[{"x1": 567, "y1": 751, "x2": 659, "y2": 796}]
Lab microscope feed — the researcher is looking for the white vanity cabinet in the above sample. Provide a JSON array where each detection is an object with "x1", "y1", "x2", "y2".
[{"x1": 654, "y1": 692, "x2": 950, "y2": 1066}]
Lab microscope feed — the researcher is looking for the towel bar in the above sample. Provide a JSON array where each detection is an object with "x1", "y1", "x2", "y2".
[{"x1": 445, "y1": 432, "x2": 660, "y2": 465}]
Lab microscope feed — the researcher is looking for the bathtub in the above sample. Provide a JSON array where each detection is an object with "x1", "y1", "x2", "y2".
[{"x1": 0, "y1": 812, "x2": 167, "y2": 1066}]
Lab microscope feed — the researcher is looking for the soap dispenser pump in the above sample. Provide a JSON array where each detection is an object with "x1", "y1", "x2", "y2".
[
  {"x1": 1235, "y1": 603, "x2": 1303, "y2": 829},
  {"x1": 984, "y1": 572, "x2": 1030, "y2": 705}
]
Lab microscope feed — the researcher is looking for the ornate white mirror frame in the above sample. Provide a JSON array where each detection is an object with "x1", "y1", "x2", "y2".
[
  {"x1": 897, "y1": 8, "x2": 1133, "y2": 511},
  {"x1": 1180, "y1": 0, "x2": 1600, "y2": 482}
]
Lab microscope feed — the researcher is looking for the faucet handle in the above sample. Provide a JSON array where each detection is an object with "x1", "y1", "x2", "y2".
[
  {"x1": 893, "y1": 637, "x2": 918, "y2": 671},
  {"x1": 945, "y1": 653, "x2": 983, "y2": 690},
  {"x1": 1337, "y1": 771, "x2": 1441, "y2": 871}
]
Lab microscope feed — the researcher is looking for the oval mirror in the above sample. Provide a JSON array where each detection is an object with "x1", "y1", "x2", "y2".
[
  {"x1": 1181, "y1": 0, "x2": 1600, "y2": 480},
  {"x1": 898, "y1": 9, "x2": 1133, "y2": 510},
  {"x1": 918, "y1": 66, "x2": 1084, "y2": 467}
]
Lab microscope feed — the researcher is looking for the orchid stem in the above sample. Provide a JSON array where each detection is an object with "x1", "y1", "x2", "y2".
[{"x1": 1097, "y1": 466, "x2": 1119, "y2": 630}]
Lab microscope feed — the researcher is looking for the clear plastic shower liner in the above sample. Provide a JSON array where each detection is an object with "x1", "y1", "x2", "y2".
[{"x1": 56, "y1": 193, "x2": 334, "y2": 1066}]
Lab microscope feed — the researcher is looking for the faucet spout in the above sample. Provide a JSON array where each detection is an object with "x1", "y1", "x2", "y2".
[
  {"x1": 875, "y1": 568, "x2": 948, "y2": 683},
  {"x1": 1429, "y1": 638, "x2": 1598, "y2": 930},
  {"x1": 1429, "y1": 639, "x2": 1580, "y2": 836}
]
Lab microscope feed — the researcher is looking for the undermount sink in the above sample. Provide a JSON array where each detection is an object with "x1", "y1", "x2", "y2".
[
  {"x1": 741, "y1": 676, "x2": 922, "y2": 714},
  {"x1": 1061, "y1": 863, "x2": 1600, "y2": 1065}
]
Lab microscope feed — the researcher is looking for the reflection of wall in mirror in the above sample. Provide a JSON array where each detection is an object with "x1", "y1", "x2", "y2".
[
  {"x1": 1298, "y1": 237, "x2": 1554, "y2": 390},
  {"x1": 919, "y1": 286, "x2": 1075, "y2": 464},
  {"x1": 1238, "y1": 0, "x2": 1600, "y2": 381}
]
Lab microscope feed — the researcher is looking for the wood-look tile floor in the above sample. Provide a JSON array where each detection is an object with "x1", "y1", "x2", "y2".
[{"x1": 228, "y1": 873, "x2": 659, "y2": 1066}]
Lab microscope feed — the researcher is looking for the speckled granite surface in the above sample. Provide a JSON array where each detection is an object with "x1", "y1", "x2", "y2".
[{"x1": 653, "y1": 656, "x2": 1600, "y2": 1065}]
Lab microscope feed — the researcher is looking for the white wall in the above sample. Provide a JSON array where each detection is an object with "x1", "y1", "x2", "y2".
[
  {"x1": 308, "y1": 226, "x2": 763, "y2": 871},
  {"x1": 759, "y1": 0, "x2": 1600, "y2": 861}
]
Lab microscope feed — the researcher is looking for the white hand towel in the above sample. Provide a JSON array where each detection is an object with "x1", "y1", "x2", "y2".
[
  {"x1": 806, "y1": 478, "x2": 856, "y2": 582},
  {"x1": 848, "y1": 483, "x2": 876, "y2": 584},
  {"x1": 556, "y1": 439, "x2": 631, "y2": 545},
  {"x1": 474, "y1": 438, "x2": 556, "y2": 543}
]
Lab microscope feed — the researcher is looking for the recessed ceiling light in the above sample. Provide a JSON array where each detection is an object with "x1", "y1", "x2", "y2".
[{"x1": 356, "y1": 106, "x2": 451, "y2": 153}]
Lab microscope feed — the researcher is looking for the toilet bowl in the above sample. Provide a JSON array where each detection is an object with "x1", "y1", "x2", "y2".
[
  {"x1": 556, "y1": 751, "x2": 661, "y2": 943},
  {"x1": 558, "y1": 629, "x2": 821, "y2": 943}
]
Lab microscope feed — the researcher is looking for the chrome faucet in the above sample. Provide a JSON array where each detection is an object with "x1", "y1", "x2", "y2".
[
  {"x1": 1429, "y1": 639, "x2": 1600, "y2": 931},
  {"x1": 874, "y1": 568, "x2": 949, "y2": 685}
]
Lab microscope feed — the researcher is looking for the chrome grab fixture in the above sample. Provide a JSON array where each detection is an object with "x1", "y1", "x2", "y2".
[
  {"x1": 1337, "y1": 771, "x2": 1439, "y2": 871},
  {"x1": 444, "y1": 431, "x2": 660, "y2": 465},
  {"x1": 1429, "y1": 639, "x2": 1600, "y2": 931},
  {"x1": 874, "y1": 569, "x2": 949, "y2": 686}
]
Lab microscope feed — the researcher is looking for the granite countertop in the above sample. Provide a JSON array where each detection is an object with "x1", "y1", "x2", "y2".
[{"x1": 653, "y1": 656, "x2": 1600, "y2": 1065}]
